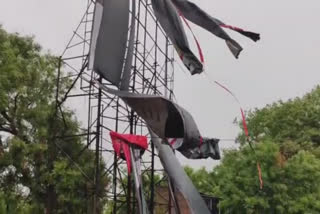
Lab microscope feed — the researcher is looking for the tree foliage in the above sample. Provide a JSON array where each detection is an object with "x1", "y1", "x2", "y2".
[
  {"x1": 186, "y1": 87, "x2": 320, "y2": 213},
  {"x1": 0, "y1": 26, "x2": 108, "y2": 213},
  {"x1": 213, "y1": 142, "x2": 320, "y2": 213},
  {"x1": 184, "y1": 166, "x2": 213, "y2": 194},
  {"x1": 239, "y1": 87, "x2": 320, "y2": 155}
]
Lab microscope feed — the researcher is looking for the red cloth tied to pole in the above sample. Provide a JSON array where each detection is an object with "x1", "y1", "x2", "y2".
[{"x1": 110, "y1": 131, "x2": 148, "y2": 174}]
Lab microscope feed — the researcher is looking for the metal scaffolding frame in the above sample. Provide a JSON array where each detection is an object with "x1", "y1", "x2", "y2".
[{"x1": 55, "y1": 0, "x2": 177, "y2": 213}]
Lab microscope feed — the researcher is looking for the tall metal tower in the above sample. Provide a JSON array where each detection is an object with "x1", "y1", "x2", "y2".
[{"x1": 57, "y1": 0, "x2": 176, "y2": 213}]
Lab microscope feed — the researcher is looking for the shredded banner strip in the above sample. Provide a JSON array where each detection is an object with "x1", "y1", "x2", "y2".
[
  {"x1": 178, "y1": 11, "x2": 204, "y2": 63},
  {"x1": 257, "y1": 162, "x2": 263, "y2": 189},
  {"x1": 213, "y1": 80, "x2": 249, "y2": 139},
  {"x1": 220, "y1": 24, "x2": 260, "y2": 42},
  {"x1": 213, "y1": 80, "x2": 263, "y2": 189}
]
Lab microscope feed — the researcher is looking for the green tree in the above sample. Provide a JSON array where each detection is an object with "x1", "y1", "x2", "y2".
[
  {"x1": 238, "y1": 86, "x2": 320, "y2": 157},
  {"x1": 212, "y1": 142, "x2": 320, "y2": 213},
  {"x1": 0, "y1": 26, "x2": 108, "y2": 213},
  {"x1": 185, "y1": 87, "x2": 320, "y2": 213},
  {"x1": 184, "y1": 166, "x2": 213, "y2": 194}
]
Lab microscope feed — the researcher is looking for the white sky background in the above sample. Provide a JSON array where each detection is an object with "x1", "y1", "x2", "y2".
[{"x1": 0, "y1": 0, "x2": 320, "y2": 170}]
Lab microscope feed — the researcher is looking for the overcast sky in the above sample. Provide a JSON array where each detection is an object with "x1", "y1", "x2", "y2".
[{"x1": 1, "y1": 0, "x2": 319, "y2": 169}]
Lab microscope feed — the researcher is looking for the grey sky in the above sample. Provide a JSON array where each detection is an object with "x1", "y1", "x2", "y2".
[{"x1": 1, "y1": 0, "x2": 319, "y2": 169}]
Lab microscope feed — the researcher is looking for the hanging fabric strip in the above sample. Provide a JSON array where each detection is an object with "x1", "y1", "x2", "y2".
[
  {"x1": 149, "y1": 129, "x2": 211, "y2": 214},
  {"x1": 88, "y1": 0, "x2": 103, "y2": 69},
  {"x1": 240, "y1": 108, "x2": 249, "y2": 137},
  {"x1": 110, "y1": 131, "x2": 148, "y2": 174},
  {"x1": 213, "y1": 80, "x2": 249, "y2": 138},
  {"x1": 199, "y1": 136, "x2": 203, "y2": 148},
  {"x1": 220, "y1": 24, "x2": 260, "y2": 42},
  {"x1": 130, "y1": 147, "x2": 150, "y2": 214},
  {"x1": 257, "y1": 162, "x2": 263, "y2": 189},
  {"x1": 120, "y1": 0, "x2": 136, "y2": 90},
  {"x1": 150, "y1": 0, "x2": 203, "y2": 74},
  {"x1": 112, "y1": 137, "x2": 132, "y2": 174},
  {"x1": 171, "y1": 0, "x2": 260, "y2": 58},
  {"x1": 90, "y1": 0, "x2": 130, "y2": 87},
  {"x1": 212, "y1": 79, "x2": 263, "y2": 189},
  {"x1": 178, "y1": 11, "x2": 204, "y2": 64}
]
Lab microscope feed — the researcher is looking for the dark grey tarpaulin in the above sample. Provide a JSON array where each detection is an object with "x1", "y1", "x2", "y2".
[
  {"x1": 149, "y1": 130, "x2": 211, "y2": 214},
  {"x1": 120, "y1": 0, "x2": 136, "y2": 90},
  {"x1": 151, "y1": 0, "x2": 260, "y2": 69},
  {"x1": 181, "y1": 137, "x2": 220, "y2": 160},
  {"x1": 89, "y1": 0, "x2": 135, "y2": 89},
  {"x1": 171, "y1": 0, "x2": 243, "y2": 58},
  {"x1": 171, "y1": 0, "x2": 259, "y2": 58},
  {"x1": 89, "y1": 0, "x2": 103, "y2": 70},
  {"x1": 151, "y1": 0, "x2": 203, "y2": 75},
  {"x1": 130, "y1": 147, "x2": 149, "y2": 214},
  {"x1": 100, "y1": 86, "x2": 220, "y2": 160}
]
